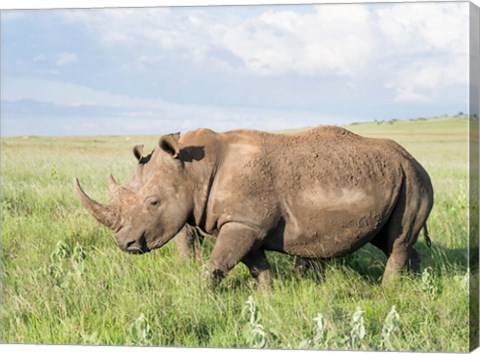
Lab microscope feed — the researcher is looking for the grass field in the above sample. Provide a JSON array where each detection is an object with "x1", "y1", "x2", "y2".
[{"x1": 0, "y1": 117, "x2": 472, "y2": 351}]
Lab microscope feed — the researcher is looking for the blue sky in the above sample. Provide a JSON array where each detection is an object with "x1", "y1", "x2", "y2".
[{"x1": 1, "y1": 2, "x2": 469, "y2": 136}]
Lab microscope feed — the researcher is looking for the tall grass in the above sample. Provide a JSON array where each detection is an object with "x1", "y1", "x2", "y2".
[{"x1": 0, "y1": 117, "x2": 471, "y2": 351}]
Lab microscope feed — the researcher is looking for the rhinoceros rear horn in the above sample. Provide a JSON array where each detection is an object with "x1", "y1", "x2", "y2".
[
  {"x1": 108, "y1": 173, "x2": 119, "y2": 195},
  {"x1": 74, "y1": 177, "x2": 118, "y2": 229},
  {"x1": 107, "y1": 173, "x2": 133, "y2": 201}
]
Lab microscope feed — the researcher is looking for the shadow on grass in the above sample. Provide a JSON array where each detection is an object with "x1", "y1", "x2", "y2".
[
  {"x1": 266, "y1": 242, "x2": 471, "y2": 286},
  {"x1": 343, "y1": 243, "x2": 470, "y2": 282}
]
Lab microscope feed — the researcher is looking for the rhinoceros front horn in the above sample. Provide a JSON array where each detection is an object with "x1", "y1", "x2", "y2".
[{"x1": 74, "y1": 177, "x2": 118, "y2": 229}]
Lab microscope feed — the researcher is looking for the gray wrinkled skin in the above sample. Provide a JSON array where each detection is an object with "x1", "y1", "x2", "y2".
[{"x1": 75, "y1": 126, "x2": 434, "y2": 289}]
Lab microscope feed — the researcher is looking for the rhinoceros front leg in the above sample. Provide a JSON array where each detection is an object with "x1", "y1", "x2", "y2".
[
  {"x1": 208, "y1": 222, "x2": 267, "y2": 290},
  {"x1": 172, "y1": 225, "x2": 203, "y2": 261}
]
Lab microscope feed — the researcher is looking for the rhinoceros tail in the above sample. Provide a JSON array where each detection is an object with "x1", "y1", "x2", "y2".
[{"x1": 423, "y1": 224, "x2": 432, "y2": 248}]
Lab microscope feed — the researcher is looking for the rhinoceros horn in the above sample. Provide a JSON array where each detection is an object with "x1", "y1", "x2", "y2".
[
  {"x1": 107, "y1": 173, "x2": 133, "y2": 201},
  {"x1": 108, "y1": 173, "x2": 119, "y2": 196},
  {"x1": 74, "y1": 177, "x2": 118, "y2": 229}
]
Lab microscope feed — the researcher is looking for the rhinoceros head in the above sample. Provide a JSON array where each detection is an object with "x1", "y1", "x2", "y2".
[{"x1": 74, "y1": 133, "x2": 192, "y2": 254}]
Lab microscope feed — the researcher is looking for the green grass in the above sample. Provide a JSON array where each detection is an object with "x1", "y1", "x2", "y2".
[{"x1": 0, "y1": 117, "x2": 472, "y2": 351}]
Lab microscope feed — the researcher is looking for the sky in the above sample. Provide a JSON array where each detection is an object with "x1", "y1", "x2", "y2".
[{"x1": 1, "y1": 2, "x2": 470, "y2": 136}]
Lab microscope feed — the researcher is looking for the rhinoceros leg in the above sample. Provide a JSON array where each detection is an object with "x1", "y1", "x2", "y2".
[
  {"x1": 208, "y1": 222, "x2": 266, "y2": 289},
  {"x1": 382, "y1": 246, "x2": 421, "y2": 285},
  {"x1": 241, "y1": 248, "x2": 273, "y2": 291},
  {"x1": 172, "y1": 225, "x2": 203, "y2": 261},
  {"x1": 378, "y1": 180, "x2": 430, "y2": 286},
  {"x1": 294, "y1": 256, "x2": 325, "y2": 273}
]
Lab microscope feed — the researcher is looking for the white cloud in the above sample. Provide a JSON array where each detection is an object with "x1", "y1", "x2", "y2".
[
  {"x1": 56, "y1": 52, "x2": 78, "y2": 66},
  {"x1": 375, "y1": 3, "x2": 468, "y2": 102},
  {"x1": 209, "y1": 5, "x2": 377, "y2": 76},
  {"x1": 376, "y1": 3, "x2": 468, "y2": 55},
  {"x1": 60, "y1": 3, "x2": 468, "y2": 102},
  {"x1": 387, "y1": 55, "x2": 468, "y2": 103},
  {"x1": 63, "y1": 6, "x2": 377, "y2": 76}
]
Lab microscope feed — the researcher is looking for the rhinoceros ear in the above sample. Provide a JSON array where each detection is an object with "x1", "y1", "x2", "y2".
[
  {"x1": 159, "y1": 133, "x2": 180, "y2": 158},
  {"x1": 133, "y1": 145, "x2": 144, "y2": 161}
]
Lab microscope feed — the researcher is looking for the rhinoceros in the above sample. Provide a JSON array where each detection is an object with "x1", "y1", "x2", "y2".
[{"x1": 74, "y1": 126, "x2": 433, "y2": 288}]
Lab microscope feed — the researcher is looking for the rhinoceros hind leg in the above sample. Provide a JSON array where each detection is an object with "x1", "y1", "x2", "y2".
[
  {"x1": 294, "y1": 257, "x2": 325, "y2": 280},
  {"x1": 382, "y1": 246, "x2": 420, "y2": 284},
  {"x1": 380, "y1": 211, "x2": 426, "y2": 285},
  {"x1": 242, "y1": 248, "x2": 273, "y2": 291},
  {"x1": 378, "y1": 171, "x2": 432, "y2": 286},
  {"x1": 381, "y1": 247, "x2": 407, "y2": 285},
  {"x1": 407, "y1": 247, "x2": 420, "y2": 274}
]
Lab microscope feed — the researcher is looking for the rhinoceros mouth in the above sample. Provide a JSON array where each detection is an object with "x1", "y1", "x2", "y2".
[
  {"x1": 126, "y1": 247, "x2": 149, "y2": 255},
  {"x1": 124, "y1": 232, "x2": 150, "y2": 254},
  {"x1": 149, "y1": 235, "x2": 173, "y2": 251},
  {"x1": 122, "y1": 232, "x2": 172, "y2": 254}
]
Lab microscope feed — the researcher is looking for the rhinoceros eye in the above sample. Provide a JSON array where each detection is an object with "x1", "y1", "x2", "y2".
[{"x1": 145, "y1": 196, "x2": 161, "y2": 208}]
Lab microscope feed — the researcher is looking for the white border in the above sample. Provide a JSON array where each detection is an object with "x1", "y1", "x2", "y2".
[
  {"x1": 0, "y1": 0, "x2": 478, "y2": 354},
  {"x1": 0, "y1": 0, "x2": 477, "y2": 10}
]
